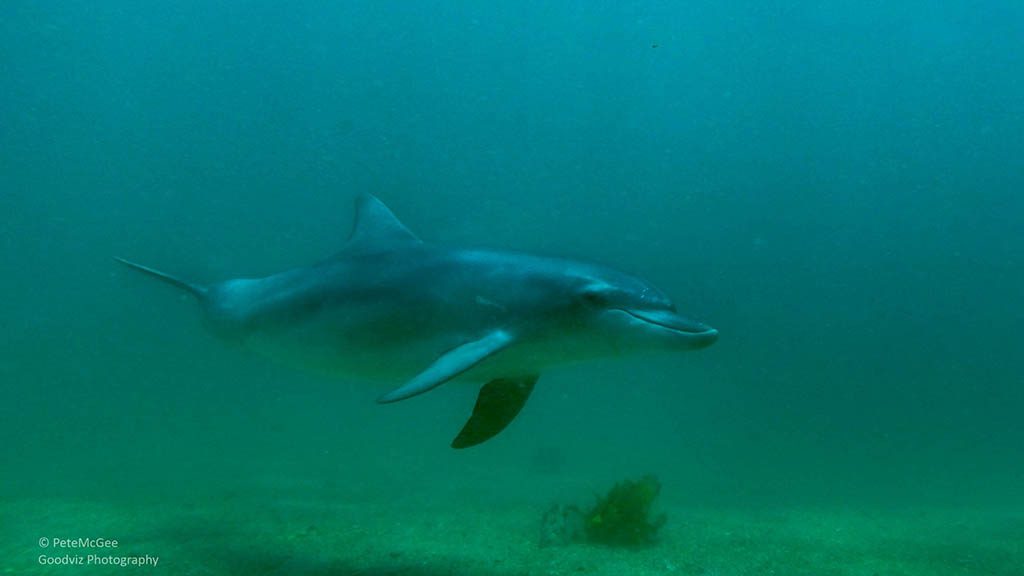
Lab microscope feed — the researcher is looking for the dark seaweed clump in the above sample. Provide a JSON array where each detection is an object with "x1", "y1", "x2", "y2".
[{"x1": 582, "y1": 474, "x2": 666, "y2": 546}]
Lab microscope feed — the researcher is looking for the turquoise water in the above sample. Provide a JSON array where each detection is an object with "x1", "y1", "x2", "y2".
[{"x1": 2, "y1": 2, "x2": 1022, "y2": 574}]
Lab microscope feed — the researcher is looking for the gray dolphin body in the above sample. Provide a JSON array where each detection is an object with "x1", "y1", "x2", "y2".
[{"x1": 117, "y1": 195, "x2": 717, "y2": 448}]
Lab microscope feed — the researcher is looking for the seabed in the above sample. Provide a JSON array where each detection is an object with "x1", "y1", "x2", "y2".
[{"x1": 4, "y1": 482, "x2": 1020, "y2": 576}]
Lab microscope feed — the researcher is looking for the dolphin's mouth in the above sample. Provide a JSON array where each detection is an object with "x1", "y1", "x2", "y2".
[{"x1": 620, "y1": 309, "x2": 718, "y2": 343}]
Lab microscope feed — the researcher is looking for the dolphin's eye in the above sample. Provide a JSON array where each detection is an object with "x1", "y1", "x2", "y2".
[{"x1": 581, "y1": 290, "x2": 609, "y2": 307}]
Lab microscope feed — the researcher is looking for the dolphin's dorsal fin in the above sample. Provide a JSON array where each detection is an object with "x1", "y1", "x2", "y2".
[{"x1": 344, "y1": 194, "x2": 421, "y2": 254}]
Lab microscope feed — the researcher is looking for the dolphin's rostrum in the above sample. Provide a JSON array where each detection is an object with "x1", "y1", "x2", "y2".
[{"x1": 117, "y1": 195, "x2": 717, "y2": 448}]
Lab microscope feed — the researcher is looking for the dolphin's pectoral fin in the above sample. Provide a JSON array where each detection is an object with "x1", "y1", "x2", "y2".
[
  {"x1": 451, "y1": 375, "x2": 539, "y2": 449},
  {"x1": 376, "y1": 330, "x2": 514, "y2": 404}
]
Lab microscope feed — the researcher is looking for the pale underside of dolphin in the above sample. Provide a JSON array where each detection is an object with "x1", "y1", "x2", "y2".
[{"x1": 116, "y1": 194, "x2": 717, "y2": 448}]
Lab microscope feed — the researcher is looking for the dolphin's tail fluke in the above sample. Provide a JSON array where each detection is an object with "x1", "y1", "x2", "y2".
[{"x1": 114, "y1": 257, "x2": 208, "y2": 298}]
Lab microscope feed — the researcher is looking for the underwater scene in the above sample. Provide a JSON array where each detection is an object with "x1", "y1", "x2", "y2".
[{"x1": 2, "y1": 2, "x2": 1022, "y2": 575}]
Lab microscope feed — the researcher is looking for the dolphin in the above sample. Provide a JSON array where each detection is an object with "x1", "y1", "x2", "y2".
[{"x1": 116, "y1": 194, "x2": 717, "y2": 448}]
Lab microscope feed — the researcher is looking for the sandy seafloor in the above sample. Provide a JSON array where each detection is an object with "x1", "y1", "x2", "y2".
[{"x1": 3, "y1": 475, "x2": 1020, "y2": 576}]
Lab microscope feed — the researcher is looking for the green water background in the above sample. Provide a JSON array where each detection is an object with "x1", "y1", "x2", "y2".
[{"x1": 2, "y1": 2, "x2": 1021, "y2": 512}]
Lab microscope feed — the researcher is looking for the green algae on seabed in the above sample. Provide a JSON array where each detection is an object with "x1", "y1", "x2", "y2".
[{"x1": 583, "y1": 475, "x2": 667, "y2": 547}]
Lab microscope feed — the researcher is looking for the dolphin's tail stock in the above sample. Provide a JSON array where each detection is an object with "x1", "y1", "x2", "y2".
[{"x1": 114, "y1": 257, "x2": 208, "y2": 299}]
